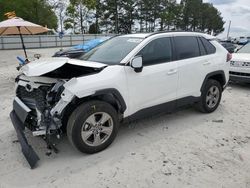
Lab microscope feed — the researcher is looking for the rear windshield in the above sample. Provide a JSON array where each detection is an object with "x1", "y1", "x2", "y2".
[{"x1": 237, "y1": 43, "x2": 250, "y2": 53}]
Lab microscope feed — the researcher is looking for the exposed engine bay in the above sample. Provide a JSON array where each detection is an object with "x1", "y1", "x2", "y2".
[
  {"x1": 16, "y1": 75, "x2": 65, "y2": 136},
  {"x1": 15, "y1": 62, "x2": 103, "y2": 136}
]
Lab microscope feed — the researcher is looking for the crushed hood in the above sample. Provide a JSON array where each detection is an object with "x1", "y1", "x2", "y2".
[
  {"x1": 21, "y1": 57, "x2": 107, "y2": 77},
  {"x1": 231, "y1": 53, "x2": 250, "y2": 62}
]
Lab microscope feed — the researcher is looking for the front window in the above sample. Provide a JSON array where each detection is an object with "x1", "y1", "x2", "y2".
[
  {"x1": 79, "y1": 36, "x2": 143, "y2": 65},
  {"x1": 137, "y1": 37, "x2": 172, "y2": 66},
  {"x1": 237, "y1": 43, "x2": 250, "y2": 53}
]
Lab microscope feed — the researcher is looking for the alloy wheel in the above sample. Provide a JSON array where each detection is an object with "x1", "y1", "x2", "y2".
[
  {"x1": 81, "y1": 112, "x2": 113, "y2": 146},
  {"x1": 206, "y1": 86, "x2": 220, "y2": 109}
]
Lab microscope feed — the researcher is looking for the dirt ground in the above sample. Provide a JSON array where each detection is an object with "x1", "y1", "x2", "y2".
[{"x1": 0, "y1": 48, "x2": 250, "y2": 188}]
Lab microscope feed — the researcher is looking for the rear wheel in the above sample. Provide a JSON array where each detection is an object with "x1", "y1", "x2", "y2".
[
  {"x1": 196, "y1": 79, "x2": 222, "y2": 113},
  {"x1": 67, "y1": 100, "x2": 119, "y2": 154}
]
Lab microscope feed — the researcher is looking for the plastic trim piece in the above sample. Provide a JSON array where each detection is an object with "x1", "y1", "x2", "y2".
[{"x1": 10, "y1": 111, "x2": 40, "y2": 169}]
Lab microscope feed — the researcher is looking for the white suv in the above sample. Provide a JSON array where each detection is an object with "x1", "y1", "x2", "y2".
[
  {"x1": 10, "y1": 32, "x2": 230, "y2": 168},
  {"x1": 230, "y1": 43, "x2": 250, "y2": 83}
]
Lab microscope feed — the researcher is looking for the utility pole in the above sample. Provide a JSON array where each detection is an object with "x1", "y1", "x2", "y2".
[{"x1": 227, "y1": 20, "x2": 231, "y2": 40}]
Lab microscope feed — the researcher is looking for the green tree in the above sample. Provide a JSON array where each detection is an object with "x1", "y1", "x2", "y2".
[
  {"x1": 64, "y1": 3, "x2": 78, "y2": 33},
  {"x1": 180, "y1": 0, "x2": 202, "y2": 31},
  {"x1": 159, "y1": 0, "x2": 178, "y2": 31},
  {"x1": 119, "y1": 0, "x2": 138, "y2": 33},
  {"x1": 101, "y1": 0, "x2": 121, "y2": 33},
  {"x1": 67, "y1": 0, "x2": 96, "y2": 34},
  {"x1": 200, "y1": 3, "x2": 224, "y2": 35},
  {"x1": 89, "y1": 23, "x2": 97, "y2": 33},
  {"x1": 0, "y1": 0, "x2": 58, "y2": 30}
]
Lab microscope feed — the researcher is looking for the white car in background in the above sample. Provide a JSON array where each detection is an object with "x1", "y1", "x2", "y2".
[
  {"x1": 230, "y1": 43, "x2": 250, "y2": 83},
  {"x1": 233, "y1": 37, "x2": 248, "y2": 45}
]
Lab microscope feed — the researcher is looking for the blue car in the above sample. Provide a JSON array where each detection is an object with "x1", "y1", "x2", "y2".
[{"x1": 53, "y1": 37, "x2": 110, "y2": 58}]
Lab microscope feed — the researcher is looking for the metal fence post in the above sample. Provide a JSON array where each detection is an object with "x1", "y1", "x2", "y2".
[
  {"x1": 1, "y1": 37, "x2": 4, "y2": 50},
  {"x1": 39, "y1": 36, "x2": 42, "y2": 48}
]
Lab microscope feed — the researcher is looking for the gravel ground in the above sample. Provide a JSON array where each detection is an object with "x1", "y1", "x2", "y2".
[{"x1": 0, "y1": 48, "x2": 250, "y2": 188}]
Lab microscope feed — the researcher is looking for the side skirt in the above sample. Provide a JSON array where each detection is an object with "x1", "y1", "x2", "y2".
[{"x1": 123, "y1": 96, "x2": 200, "y2": 123}]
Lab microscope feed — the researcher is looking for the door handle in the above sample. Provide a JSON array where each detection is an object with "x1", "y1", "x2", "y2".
[
  {"x1": 203, "y1": 61, "x2": 211, "y2": 66},
  {"x1": 167, "y1": 69, "x2": 177, "y2": 75}
]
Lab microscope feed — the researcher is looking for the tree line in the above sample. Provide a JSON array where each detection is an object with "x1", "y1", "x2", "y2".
[
  {"x1": 62, "y1": 0, "x2": 224, "y2": 35},
  {"x1": 0, "y1": 0, "x2": 225, "y2": 35}
]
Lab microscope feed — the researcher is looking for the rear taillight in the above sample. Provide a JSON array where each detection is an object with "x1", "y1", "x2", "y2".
[{"x1": 227, "y1": 53, "x2": 232, "y2": 62}]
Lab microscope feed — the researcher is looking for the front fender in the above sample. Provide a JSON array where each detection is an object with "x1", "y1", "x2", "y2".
[{"x1": 63, "y1": 65, "x2": 129, "y2": 114}]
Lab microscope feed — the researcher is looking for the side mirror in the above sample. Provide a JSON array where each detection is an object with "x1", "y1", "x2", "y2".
[{"x1": 130, "y1": 56, "x2": 143, "y2": 73}]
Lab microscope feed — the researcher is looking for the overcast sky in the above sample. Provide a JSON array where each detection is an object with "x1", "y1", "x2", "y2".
[{"x1": 177, "y1": 0, "x2": 250, "y2": 38}]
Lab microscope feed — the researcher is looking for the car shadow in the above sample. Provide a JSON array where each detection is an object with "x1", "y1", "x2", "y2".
[
  {"x1": 229, "y1": 81, "x2": 250, "y2": 90},
  {"x1": 30, "y1": 106, "x2": 215, "y2": 169}
]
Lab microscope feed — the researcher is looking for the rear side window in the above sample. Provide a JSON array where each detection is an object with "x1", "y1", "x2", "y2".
[
  {"x1": 197, "y1": 38, "x2": 206, "y2": 56},
  {"x1": 200, "y1": 37, "x2": 216, "y2": 54},
  {"x1": 137, "y1": 37, "x2": 172, "y2": 66},
  {"x1": 174, "y1": 36, "x2": 200, "y2": 60}
]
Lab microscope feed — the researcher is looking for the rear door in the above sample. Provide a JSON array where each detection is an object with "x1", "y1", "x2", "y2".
[{"x1": 174, "y1": 36, "x2": 213, "y2": 100}]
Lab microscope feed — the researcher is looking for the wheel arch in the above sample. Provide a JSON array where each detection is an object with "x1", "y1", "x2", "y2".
[
  {"x1": 61, "y1": 88, "x2": 126, "y2": 131},
  {"x1": 201, "y1": 71, "x2": 226, "y2": 92}
]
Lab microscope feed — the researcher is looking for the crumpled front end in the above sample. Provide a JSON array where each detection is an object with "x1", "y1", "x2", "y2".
[
  {"x1": 10, "y1": 75, "x2": 74, "y2": 168},
  {"x1": 10, "y1": 58, "x2": 106, "y2": 168}
]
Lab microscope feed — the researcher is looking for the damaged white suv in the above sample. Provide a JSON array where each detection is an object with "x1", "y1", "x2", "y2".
[{"x1": 10, "y1": 32, "x2": 230, "y2": 168}]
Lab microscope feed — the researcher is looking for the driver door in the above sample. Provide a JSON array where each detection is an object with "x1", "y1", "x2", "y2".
[{"x1": 124, "y1": 37, "x2": 178, "y2": 116}]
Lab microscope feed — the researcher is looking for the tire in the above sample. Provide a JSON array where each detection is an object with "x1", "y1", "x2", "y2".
[
  {"x1": 67, "y1": 100, "x2": 119, "y2": 154},
  {"x1": 196, "y1": 79, "x2": 222, "y2": 113}
]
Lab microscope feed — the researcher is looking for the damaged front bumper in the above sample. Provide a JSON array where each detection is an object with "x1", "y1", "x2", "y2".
[
  {"x1": 10, "y1": 86, "x2": 74, "y2": 168},
  {"x1": 10, "y1": 97, "x2": 40, "y2": 169}
]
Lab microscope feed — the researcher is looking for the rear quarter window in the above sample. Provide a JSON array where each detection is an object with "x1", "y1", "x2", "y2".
[{"x1": 200, "y1": 37, "x2": 216, "y2": 54}]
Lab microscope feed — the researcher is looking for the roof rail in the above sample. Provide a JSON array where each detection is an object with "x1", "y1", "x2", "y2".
[{"x1": 145, "y1": 30, "x2": 208, "y2": 38}]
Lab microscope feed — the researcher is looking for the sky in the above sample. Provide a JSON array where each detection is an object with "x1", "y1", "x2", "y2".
[{"x1": 178, "y1": 0, "x2": 250, "y2": 38}]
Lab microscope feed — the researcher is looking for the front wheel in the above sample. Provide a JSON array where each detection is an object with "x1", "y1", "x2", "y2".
[
  {"x1": 196, "y1": 79, "x2": 222, "y2": 113},
  {"x1": 67, "y1": 100, "x2": 119, "y2": 154}
]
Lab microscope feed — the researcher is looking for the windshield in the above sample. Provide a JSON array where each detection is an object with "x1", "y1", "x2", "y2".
[
  {"x1": 237, "y1": 43, "x2": 250, "y2": 53},
  {"x1": 79, "y1": 36, "x2": 143, "y2": 65}
]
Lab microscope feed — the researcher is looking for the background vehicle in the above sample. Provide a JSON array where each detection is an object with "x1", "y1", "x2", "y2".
[
  {"x1": 220, "y1": 42, "x2": 237, "y2": 53},
  {"x1": 52, "y1": 37, "x2": 110, "y2": 58},
  {"x1": 233, "y1": 37, "x2": 248, "y2": 45},
  {"x1": 230, "y1": 43, "x2": 250, "y2": 83},
  {"x1": 10, "y1": 32, "x2": 229, "y2": 168}
]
